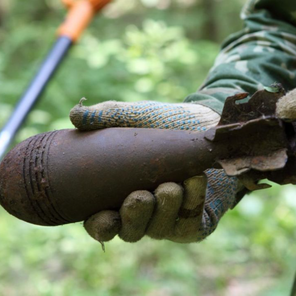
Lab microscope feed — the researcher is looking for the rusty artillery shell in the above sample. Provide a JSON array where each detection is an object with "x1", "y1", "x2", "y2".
[{"x1": 0, "y1": 128, "x2": 221, "y2": 226}]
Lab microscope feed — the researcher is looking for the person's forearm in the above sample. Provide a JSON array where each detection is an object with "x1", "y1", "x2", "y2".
[{"x1": 185, "y1": 0, "x2": 296, "y2": 114}]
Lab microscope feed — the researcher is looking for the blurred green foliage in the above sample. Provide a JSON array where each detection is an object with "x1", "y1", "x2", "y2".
[{"x1": 0, "y1": 0, "x2": 296, "y2": 295}]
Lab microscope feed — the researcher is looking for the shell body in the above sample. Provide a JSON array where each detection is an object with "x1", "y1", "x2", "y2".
[{"x1": 0, "y1": 128, "x2": 215, "y2": 226}]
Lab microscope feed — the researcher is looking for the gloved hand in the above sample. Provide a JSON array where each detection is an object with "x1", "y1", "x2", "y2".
[{"x1": 70, "y1": 100, "x2": 243, "y2": 244}]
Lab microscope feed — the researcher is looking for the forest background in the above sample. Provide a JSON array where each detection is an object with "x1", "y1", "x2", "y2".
[{"x1": 0, "y1": 0, "x2": 296, "y2": 295}]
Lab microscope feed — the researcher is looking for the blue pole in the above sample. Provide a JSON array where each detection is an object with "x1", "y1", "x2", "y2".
[{"x1": 0, "y1": 36, "x2": 73, "y2": 160}]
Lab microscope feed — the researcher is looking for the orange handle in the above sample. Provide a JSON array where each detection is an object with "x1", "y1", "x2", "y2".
[{"x1": 58, "y1": 0, "x2": 112, "y2": 42}]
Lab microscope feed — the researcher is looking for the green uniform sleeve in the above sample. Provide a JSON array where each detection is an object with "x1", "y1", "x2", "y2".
[{"x1": 184, "y1": 0, "x2": 296, "y2": 114}]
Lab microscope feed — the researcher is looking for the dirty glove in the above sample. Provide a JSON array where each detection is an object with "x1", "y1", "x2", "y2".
[
  {"x1": 276, "y1": 88, "x2": 296, "y2": 122},
  {"x1": 70, "y1": 100, "x2": 243, "y2": 243}
]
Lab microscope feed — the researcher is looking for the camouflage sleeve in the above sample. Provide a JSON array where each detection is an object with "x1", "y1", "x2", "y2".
[{"x1": 184, "y1": 0, "x2": 296, "y2": 114}]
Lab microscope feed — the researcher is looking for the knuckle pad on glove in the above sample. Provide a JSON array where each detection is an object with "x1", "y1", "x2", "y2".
[
  {"x1": 119, "y1": 191, "x2": 155, "y2": 242},
  {"x1": 168, "y1": 171, "x2": 239, "y2": 243},
  {"x1": 165, "y1": 176, "x2": 207, "y2": 243},
  {"x1": 84, "y1": 210, "x2": 121, "y2": 242},
  {"x1": 180, "y1": 175, "x2": 207, "y2": 216},
  {"x1": 146, "y1": 182, "x2": 183, "y2": 239}
]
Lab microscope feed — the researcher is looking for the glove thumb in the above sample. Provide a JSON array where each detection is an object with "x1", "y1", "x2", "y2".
[{"x1": 70, "y1": 99, "x2": 220, "y2": 131}]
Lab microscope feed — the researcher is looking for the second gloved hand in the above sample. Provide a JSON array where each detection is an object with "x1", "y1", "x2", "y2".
[{"x1": 70, "y1": 100, "x2": 242, "y2": 244}]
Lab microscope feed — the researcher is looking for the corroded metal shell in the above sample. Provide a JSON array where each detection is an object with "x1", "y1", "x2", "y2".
[{"x1": 0, "y1": 128, "x2": 218, "y2": 226}]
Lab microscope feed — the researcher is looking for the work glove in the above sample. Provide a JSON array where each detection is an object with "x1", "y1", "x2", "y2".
[{"x1": 70, "y1": 100, "x2": 244, "y2": 244}]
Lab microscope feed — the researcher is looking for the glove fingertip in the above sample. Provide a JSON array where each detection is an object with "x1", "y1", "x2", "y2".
[
  {"x1": 84, "y1": 210, "x2": 121, "y2": 243},
  {"x1": 147, "y1": 183, "x2": 183, "y2": 240},
  {"x1": 119, "y1": 190, "x2": 155, "y2": 243}
]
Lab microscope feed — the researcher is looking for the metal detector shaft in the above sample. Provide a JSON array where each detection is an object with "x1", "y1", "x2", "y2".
[
  {"x1": 0, "y1": 0, "x2": 112, "y2": 161},
  {"x1": 0, "y1": 37, "x2": 72, "y2": 160}
]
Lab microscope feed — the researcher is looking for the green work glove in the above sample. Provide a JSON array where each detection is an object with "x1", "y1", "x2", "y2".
[{"x1": 70, "y1": 100, "x2": 243, "y2": 244}]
